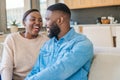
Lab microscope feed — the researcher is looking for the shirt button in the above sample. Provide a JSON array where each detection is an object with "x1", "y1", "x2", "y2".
[{"x1": 57, "y1": 44, "x2": 60, "y2": 47}]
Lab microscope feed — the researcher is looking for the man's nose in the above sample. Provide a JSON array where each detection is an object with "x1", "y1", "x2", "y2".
[
  {"x1": 45, "y1": 22, "x2": 49, "y2": 28},
  {"x1": 45, "y1": 24, "x2": 47, "y2": 27}
]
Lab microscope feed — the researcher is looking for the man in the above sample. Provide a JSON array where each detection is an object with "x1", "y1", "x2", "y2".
[{"x1": 25, "y1": 3, "x2": 93, "y2": 80}]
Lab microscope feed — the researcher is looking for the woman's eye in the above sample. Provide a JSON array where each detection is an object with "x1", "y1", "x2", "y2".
[{"x1": 30, "y1": 18, "x2": 35, "y2": 21}]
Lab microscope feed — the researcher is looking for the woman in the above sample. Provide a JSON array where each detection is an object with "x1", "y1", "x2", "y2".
[{"x1": 0, "y1": 9, "x2": 48, "y2": 80}]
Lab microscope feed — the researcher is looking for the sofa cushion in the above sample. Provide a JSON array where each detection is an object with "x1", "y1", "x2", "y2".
[
  {"x1": 89, "y1": 47, "x2": 120, "y2": 80},
  {"x1": 94, "y1": 47, "x2": 120, "y2": 54}
]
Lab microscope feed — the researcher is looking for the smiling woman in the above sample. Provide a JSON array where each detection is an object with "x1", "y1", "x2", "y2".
[
  {"x1": 0, "y1": 0, "x2": 40, "y2": 33},
  {"x1": 0, "y1": 9, "x2": 49, "y2": 80}
]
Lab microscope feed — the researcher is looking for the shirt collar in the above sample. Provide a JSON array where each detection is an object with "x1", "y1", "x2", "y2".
[{"x1": 54, "y1": 28, "x2": 76, "y2": 42}]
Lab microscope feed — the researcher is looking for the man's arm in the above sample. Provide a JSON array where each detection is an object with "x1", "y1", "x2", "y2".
[
  {"x1": 25, "y1": 41, "x2": 93, "y2": 80},
  {"x1": 25, "y1": 53, "x2": 41, "y2": 79}
]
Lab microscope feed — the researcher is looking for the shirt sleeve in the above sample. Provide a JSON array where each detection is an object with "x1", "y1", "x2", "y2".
[
  {"x1": 25, "y1": 40, "x2": 93, "y2": 80},
  {"x1": 0, "y1": 35, "x2": 14, "y2": 80},
  {"x1": 25, "y1": 54, "x2": 41, "y2": 79}
]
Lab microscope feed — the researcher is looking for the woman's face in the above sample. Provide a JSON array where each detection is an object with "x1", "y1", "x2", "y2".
[{"x1": 24, "y1": 11, "x2": 43, "y2": 36}]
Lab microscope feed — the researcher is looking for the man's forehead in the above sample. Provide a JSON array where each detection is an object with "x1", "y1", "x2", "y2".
[{"x1": 45, "y1": 10, "x2": 53, "y2": 17}]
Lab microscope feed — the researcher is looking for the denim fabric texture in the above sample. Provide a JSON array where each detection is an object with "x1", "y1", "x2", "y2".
[{"x1": 25, "y1": 28, "x2": 93, "y2": 80}]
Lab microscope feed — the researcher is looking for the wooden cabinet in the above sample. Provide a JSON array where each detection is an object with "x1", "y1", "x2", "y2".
[
  {"x1": 64, "y1": 0, "x2": 120, "y2": 9},
  {"x1": 64, "y1": 0, "x2": 74, "y2": 9},
  {"x1": 64, "y1": 0, "x2": 93, "y2": 9},
  {"x1": 114, "y1": 0, "x2": 120, "y2": 5},
  {"x1": 102, "y1": 0, "x2": 114, "y2": 6},
  {"x1": 92, "y1": 0, "x2": 114, "y2": 6},
  {"x1": 75, "y1": 0, "x2": 93, "y2": 8},
  {"x1": 92, "y1": 0, "x2": 103, "y2": 6}
]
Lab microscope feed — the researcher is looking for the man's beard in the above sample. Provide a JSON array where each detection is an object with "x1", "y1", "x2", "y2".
[{"x1": 47, "y1": 23, "x2": 60, "y2": 39}]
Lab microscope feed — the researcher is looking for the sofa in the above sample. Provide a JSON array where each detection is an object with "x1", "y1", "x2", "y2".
[
  {"x1": 0, "y1": 43, "x2": 120, "y2": 80},
  {"x1": 89, "y1": 47, "x2": 120, "y2": 80}
]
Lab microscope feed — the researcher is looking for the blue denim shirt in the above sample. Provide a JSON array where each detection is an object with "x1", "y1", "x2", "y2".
[{"x1": 25, "y1": 28, "x2": 93, "y2": 80}]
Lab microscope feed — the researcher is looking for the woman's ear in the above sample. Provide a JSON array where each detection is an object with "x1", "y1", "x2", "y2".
[{"x1": 57, "y1": 17, "x2": 64, "y2": 25}]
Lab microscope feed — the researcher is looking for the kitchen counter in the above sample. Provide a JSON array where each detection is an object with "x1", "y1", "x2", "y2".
[
  {"x1": 73, "y1": 24, "x2": 120, "y2": 47},
  {"x1": 73, "y1": 24, "x2": 120, "y2": 36},
  {"x1": 75, "y1": 24, "x2": 120, "y2": 27}
]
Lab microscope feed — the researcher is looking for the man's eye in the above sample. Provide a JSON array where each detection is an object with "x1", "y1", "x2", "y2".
[{"x1": 45, "y1": 18, "x2": 49, "y2": 21}]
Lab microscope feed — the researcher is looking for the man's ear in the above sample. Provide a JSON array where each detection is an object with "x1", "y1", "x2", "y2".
[{"x1": 57, "y1": 17, "x2": 64, "y2": 25}]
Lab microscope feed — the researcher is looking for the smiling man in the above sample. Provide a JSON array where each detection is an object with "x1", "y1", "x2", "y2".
[{"x1": 25, "y1": 3, "x2": 93, "y2": 80}]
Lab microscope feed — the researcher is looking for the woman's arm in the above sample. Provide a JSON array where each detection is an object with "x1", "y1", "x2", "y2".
[{"x1": 0, "y1": 35, "x2": 14, "y2": 80}]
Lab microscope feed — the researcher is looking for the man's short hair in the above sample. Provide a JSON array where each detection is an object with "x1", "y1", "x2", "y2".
[{"x1": 47, "y1": 3, "x2": 71, "y2": 17}]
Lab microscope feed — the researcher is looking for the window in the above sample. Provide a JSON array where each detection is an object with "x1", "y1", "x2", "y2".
[
  {"x1": 6, "y1": 0, "x2": 24, "y2": 28},
  {"x1": 39, "y1": 0, "x2": 47, "y2": 27},
  {"x1": 39, "y1": 0, "x2": 57, "y2": 27}
]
